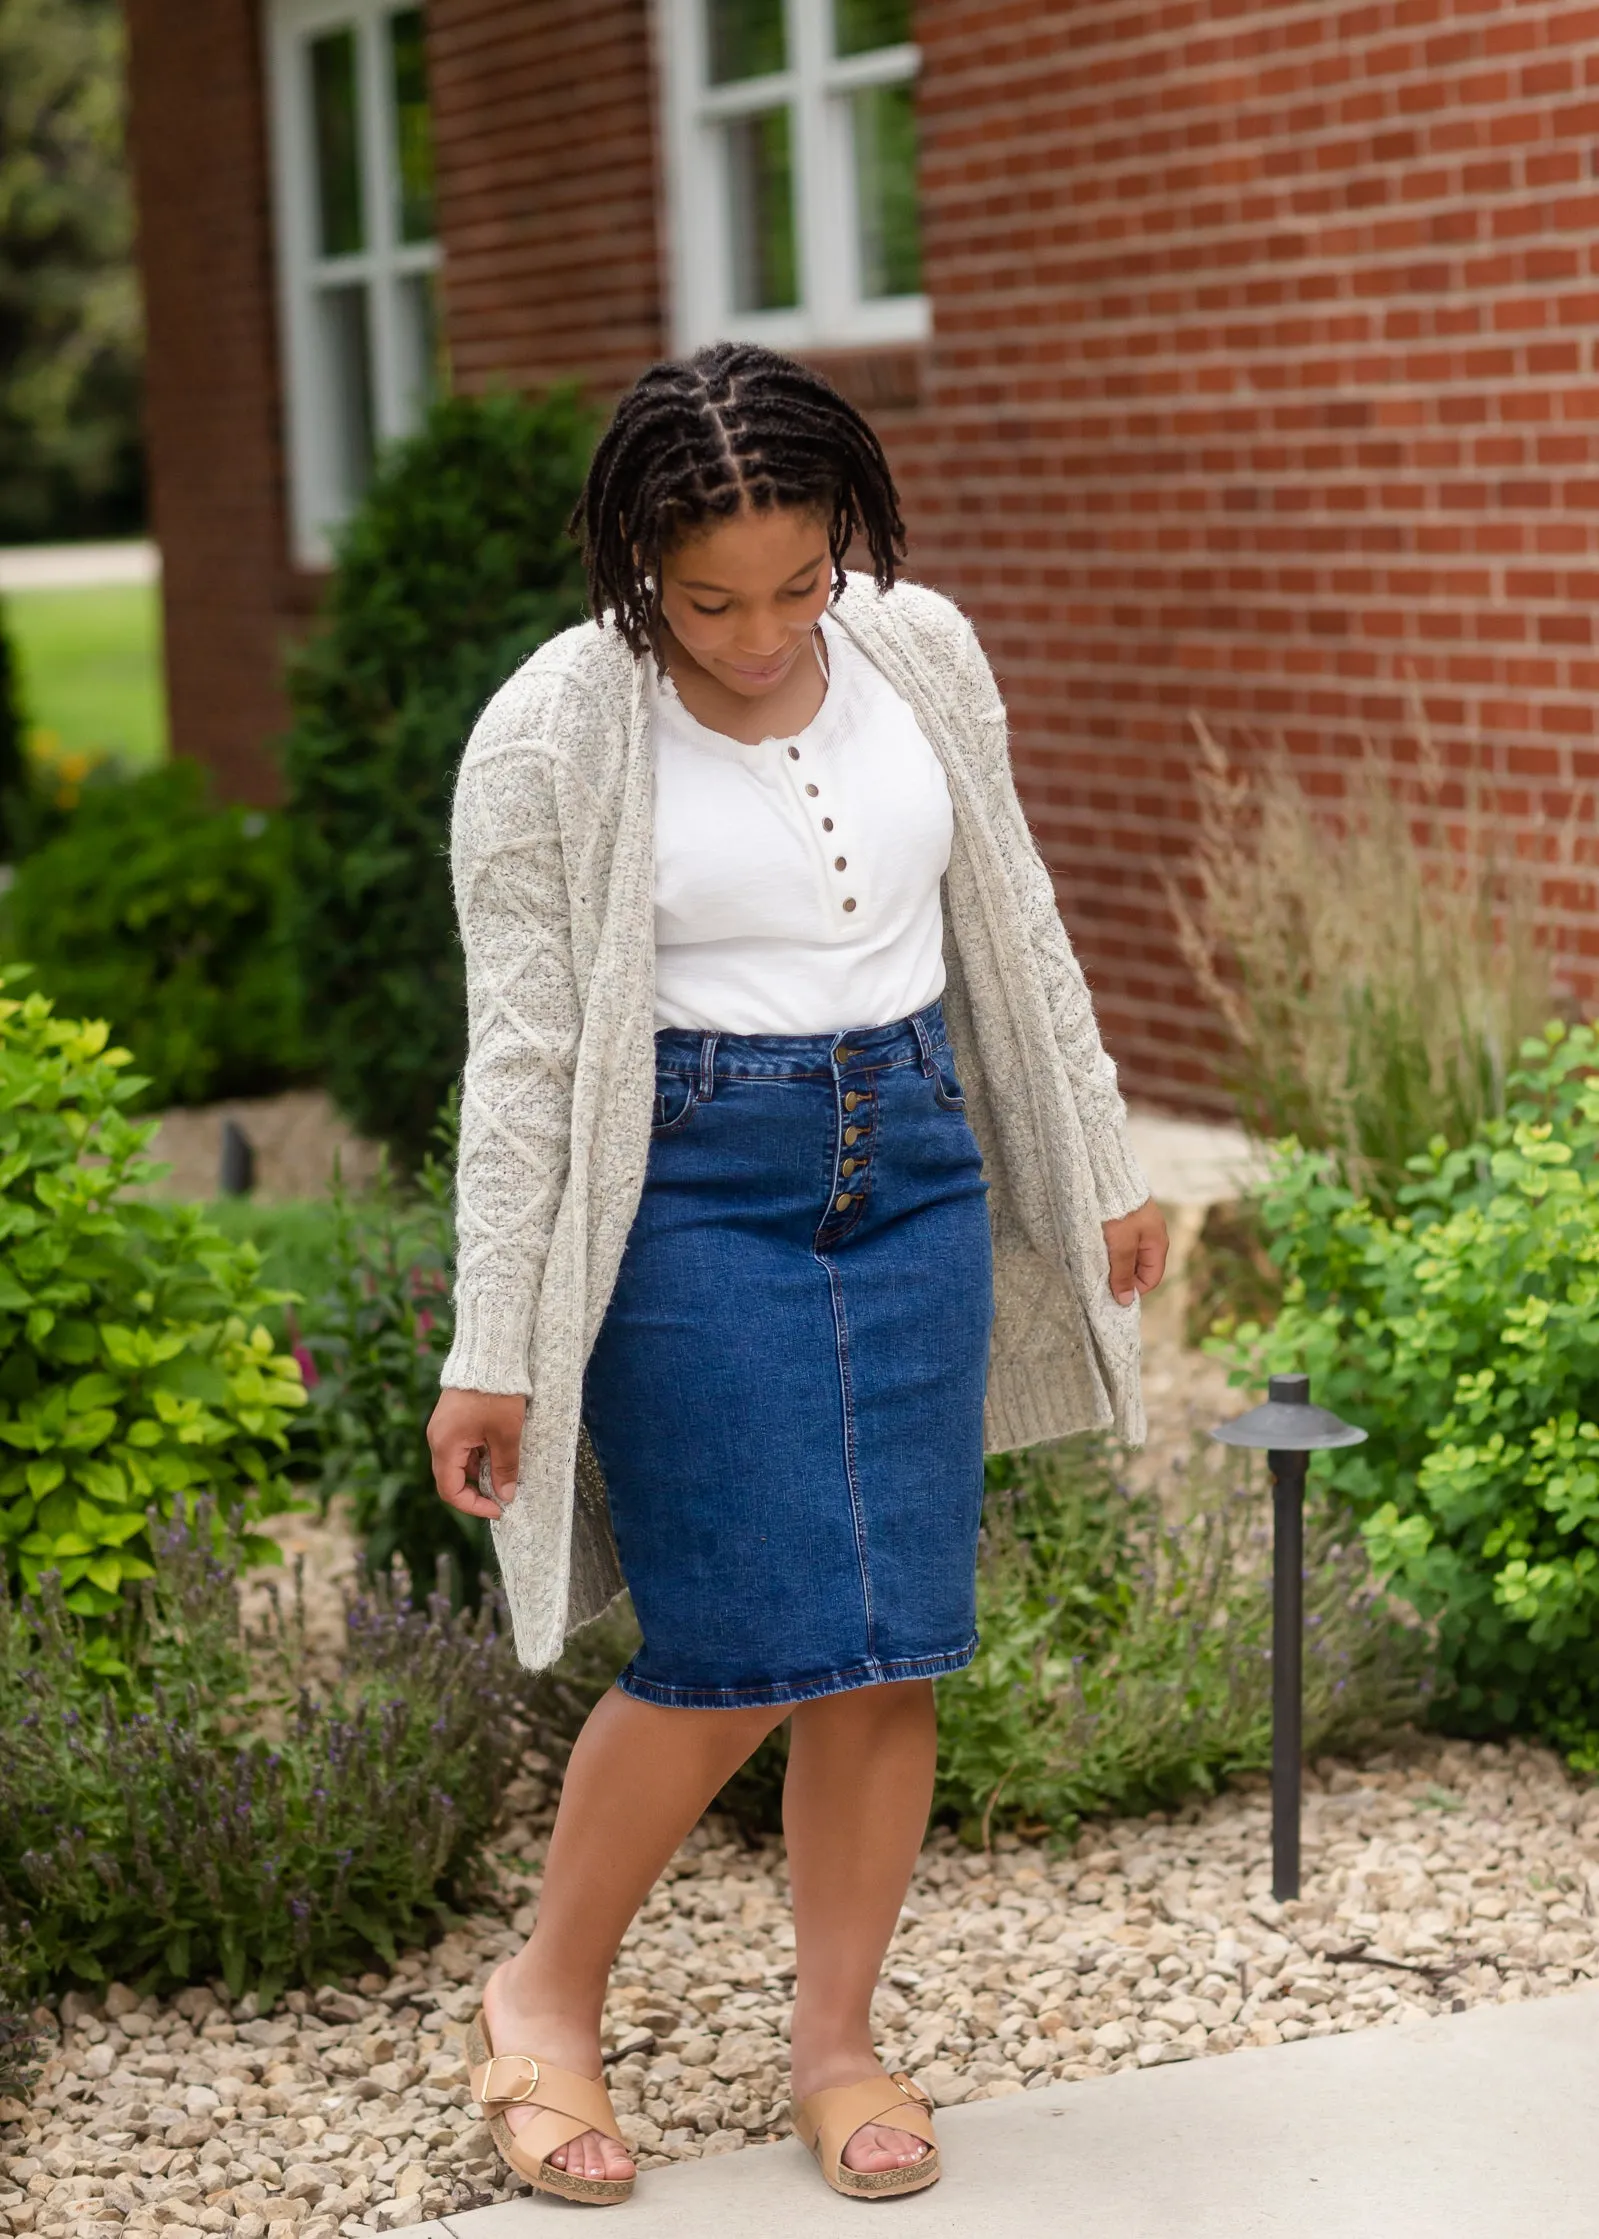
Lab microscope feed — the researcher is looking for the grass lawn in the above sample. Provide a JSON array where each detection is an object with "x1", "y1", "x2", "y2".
[{"x1": 7, "y1": 581, "x2": 168, "y2": 771}]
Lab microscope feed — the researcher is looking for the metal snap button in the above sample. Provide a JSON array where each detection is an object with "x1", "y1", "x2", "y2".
[{"x1": 835, "y1": 1192, "x2": 853, "y2": 1211}]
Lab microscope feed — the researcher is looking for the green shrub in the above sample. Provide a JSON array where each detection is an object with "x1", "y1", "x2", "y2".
[
  {"x1": 0, "y1": 761, "x2": 309, "y2": 1107},
  {"x1": 0, "y1": 1942, "x2": 42, "y2": 2104},
  {"x1": 299, "y1": 1122, "x2": 493, "y2": 1603},
  {"x1": 930, "y1": 1437, "x2": 1430, "y2": 1840},
  {"x1": 0, "y1": 971, "x2": 306, "y2": 1639},
  {"x1": 0, "y1": 1513, "x2": 531, "y2": 2002},
  {"x1": 0, "y1": 594, "x2": 26, "y2": 861},
  {"x1": 282, "y1": 387, "x2": 596, "y2": 1170},
  {"x1": 1213, "y1": 1019, "x2": 1599, "y2": 1766}
]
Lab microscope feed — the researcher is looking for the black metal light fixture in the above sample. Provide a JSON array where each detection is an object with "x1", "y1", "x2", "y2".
[
  {"x1": 218, "y1": 1118, "x2": 256, "y2": 1198},
  {"x1": 1212, "y1": 1372, "x2": 1367, "y2": 1901}
]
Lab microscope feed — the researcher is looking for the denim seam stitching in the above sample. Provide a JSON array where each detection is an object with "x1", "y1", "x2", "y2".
[{"x1": 615, "y1": 1635, "x2": 979, "y2": 1710}]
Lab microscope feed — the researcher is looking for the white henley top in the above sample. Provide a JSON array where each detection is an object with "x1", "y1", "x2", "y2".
[{"x1": 651, "y1": 614, "x2": 954, "y2": 1035}]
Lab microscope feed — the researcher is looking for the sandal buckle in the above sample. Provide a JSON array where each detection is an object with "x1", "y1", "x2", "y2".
[{"x1": 479, "y1": 2053, "x2": 541, "y2": 2105}]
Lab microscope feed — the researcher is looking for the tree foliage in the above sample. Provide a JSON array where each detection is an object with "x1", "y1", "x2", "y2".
[{"x1": 0, "y1": 0, "x2": 143, "y2": 541}]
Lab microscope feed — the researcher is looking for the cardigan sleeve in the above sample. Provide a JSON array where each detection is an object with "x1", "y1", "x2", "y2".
[
  {"x1": 956, "y1": 618, "x2": 1153, "y2": 1224},
  {"x1": 439, "y1": 690, "x2": 581, "y2": 1396}
]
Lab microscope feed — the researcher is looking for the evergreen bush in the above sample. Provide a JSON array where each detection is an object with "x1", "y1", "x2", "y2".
[
  {"x1": 281, "y1": 387, "x2": 595, "y2": 1170},
  {"x1": 1, "y1": 761, "x2": 309, "y2": 1107}
]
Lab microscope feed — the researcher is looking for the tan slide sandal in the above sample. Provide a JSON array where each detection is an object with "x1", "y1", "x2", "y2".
[
  {"x1": 464, "y1": 2009, "x2": 635, "y2": 2206},
  {"x1": 792, "y1": 2070, "x2": 941, "y2": 2199}
]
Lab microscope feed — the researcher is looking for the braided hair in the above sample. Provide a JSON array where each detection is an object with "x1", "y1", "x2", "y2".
[{"x1": 574, "y1": 342, "x2": 907, "y2": 659}]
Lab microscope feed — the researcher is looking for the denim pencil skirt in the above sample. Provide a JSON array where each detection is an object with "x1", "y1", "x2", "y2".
[{"x1": 581, "y1": 998, "x2": 994, "y2": 1709}]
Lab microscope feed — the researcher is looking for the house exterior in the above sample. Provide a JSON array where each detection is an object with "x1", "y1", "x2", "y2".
[{"x1": 124, "y1": 0, "x2": 1599, "y2": 1114}]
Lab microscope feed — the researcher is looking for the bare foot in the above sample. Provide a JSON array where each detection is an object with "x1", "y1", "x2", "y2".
[
  {"x1": 792, "y1": 2052, "x2": 931, "y2": 2174},
  {"x1": 478, "y1": 1961, "x2": 636, "y2": 2188}
]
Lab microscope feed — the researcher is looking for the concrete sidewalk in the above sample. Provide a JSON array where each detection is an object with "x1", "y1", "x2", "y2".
[
  {"x1": 416, "y1": 1982, "x2": 1598, "y2": 2239},
  {"x1": 0, "y1": 538, "x2": 158, "y2": 591}
]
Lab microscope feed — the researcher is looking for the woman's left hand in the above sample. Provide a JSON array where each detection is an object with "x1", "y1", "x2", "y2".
[{"x1": 1103, "y1": 1198, "x2": 1169, "y2": 1307}]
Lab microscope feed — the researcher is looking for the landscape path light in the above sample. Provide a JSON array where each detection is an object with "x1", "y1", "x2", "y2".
[{"x1": 1211, "y1": 1372, "x2": 1367, "y2": 1901}]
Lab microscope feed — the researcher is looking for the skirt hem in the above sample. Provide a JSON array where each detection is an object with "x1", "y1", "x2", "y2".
[{"x1": 614, "y1": 1635, "x2": 978, "y2": 1711}]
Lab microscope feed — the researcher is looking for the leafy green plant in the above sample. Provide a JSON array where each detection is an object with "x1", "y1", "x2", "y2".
[
  {"x1": 0, "y1": 1940, "x2": 43, "y2": 2104},
  {"x1": 1213, "y1": 1019, "x2": 1599, "y2": 1765},
  {"x1": 932, "y1": 1437, "x2": 1431, "y2": 1841},
  {"x1": 0, "y1": 1512, "x2": 531, "y2": 2002},
  {"x1": 1168, "y1": 717, "x2": 1557, "y2": 1210},
  {"x1": 0, "y1": 594, "x2": 26, "y2": 861},
  {"x1": 298, "y1": 1107, "x2": 492, "y2": 1602},
  {"x1": 282, "y1": 386, "x2": 596, "y2": 1169},
  {"x1": 0, "y1": 971, "x2": 306, "y2": 1634},
  {"x1": 1, "y1": 761, "x2": 309, "y2": 1107}
]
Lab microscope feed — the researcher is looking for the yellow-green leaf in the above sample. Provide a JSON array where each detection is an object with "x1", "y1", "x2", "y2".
[{"x1": 25, "y1": 1456, "x2": 64, "y2": 1498}]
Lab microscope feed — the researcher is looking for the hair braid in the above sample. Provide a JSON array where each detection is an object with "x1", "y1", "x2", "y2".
[{"x1": 572, "y1": 343, "x2": 907, "y2": 659}]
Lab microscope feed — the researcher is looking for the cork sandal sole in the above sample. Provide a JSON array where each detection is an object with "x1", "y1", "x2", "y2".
[
  {"x1": 464, "y1": 2012, "x2": 634, "y2": 2206},
  {"x1": 792, "y1": 2072, "x2": 942, "y2": 2201}
]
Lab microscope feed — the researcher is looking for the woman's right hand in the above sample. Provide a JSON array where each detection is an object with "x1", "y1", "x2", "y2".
[{"x1": 427, "y1": 1388, "x2": 527, "y2": 1520}]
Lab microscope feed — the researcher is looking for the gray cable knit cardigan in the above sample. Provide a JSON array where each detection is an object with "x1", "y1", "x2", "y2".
[{"x1": 440, "y1": 575, "x2": 1152, "y2": 1671}]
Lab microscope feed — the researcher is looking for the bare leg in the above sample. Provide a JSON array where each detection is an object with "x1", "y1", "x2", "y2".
[
  {"x1": 785, "y1": 1680, "x2": 938, "y2": 2175},
  {"x1": 481, "y1": 1687, "x2": 785, "y2": 2185}
]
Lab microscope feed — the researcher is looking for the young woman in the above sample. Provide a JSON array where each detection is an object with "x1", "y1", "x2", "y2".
[{"x1": 426, "y1": 343, "x2": 1167, "y2": 2207}]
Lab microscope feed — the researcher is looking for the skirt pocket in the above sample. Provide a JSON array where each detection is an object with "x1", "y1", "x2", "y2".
[{"x1": 651, "y1": 1075, "x2": 699, "y2": 1135}]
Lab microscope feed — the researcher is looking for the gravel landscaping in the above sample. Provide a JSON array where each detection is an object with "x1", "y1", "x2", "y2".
[
  {"x1": 2, "y1": 1731, "x2": 1596, "y2": 2235},
  {"x1": 2, "y1": 1301, "x2": 1595, "y2": 2236}
]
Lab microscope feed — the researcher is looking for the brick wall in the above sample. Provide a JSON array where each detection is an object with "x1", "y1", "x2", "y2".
[
  {"x1": 124, "y1": 0, "x2": 311, "y2": 806},
  {"x1": 898, "y1": 0, "x2": 1599, "y2": 1112},
  {"x1": 426, "y1": 0, "x2": 667, "y2": 396},
  {"x1": 128, "y1": 0, "x2": 1599, "y2": 1102}
]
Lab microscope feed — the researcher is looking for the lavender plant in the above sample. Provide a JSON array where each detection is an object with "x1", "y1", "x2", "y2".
[
  {"x1": 933, "y1": 1436, "x2": 1433, "y2": 1841},
  {"x1": 0, "y1": 1511, "x2": 531, "y2": 2003}
]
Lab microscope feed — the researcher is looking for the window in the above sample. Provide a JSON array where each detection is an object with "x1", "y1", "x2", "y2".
[
  {"x1": 266, "y1": 0, "x2": 442, "y2": 564},
  {"x1": 661, "y1": 0, "x2": 927, "y2": 352}
]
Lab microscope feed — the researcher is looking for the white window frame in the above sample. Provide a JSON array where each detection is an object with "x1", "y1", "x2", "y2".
[
  {"x1": 265, "y1": 0, "x2": 441, "y2": 567},
  {"x1": 658, "y1": 0, "x2": 930, "y2": 354}
]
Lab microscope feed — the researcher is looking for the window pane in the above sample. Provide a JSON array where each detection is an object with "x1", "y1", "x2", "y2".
[
  {"x1": 310, "y1": 28, "x2": 365, "y2": 256},
  {"x1": 394, "y1": 270, "x2": 442, "y2": 425},
  {"x1": 834, "y1": 0, "x2": 912, "y2": 57},
  {"x1": 706, "y1": 0, "x2": 785, "y2": 84},
  {"x1": 316, "y1": 283, "x2": 376, "y2": 511},
  {"x1": 852, "y1": 80, "x2": 920, "y2": 297},
  {"x1": 388, "y1": 8, "x2": 435, "y2": 243},
  {"x1": 725, "y1": 108, "x2": 798, "y2": 311}
]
